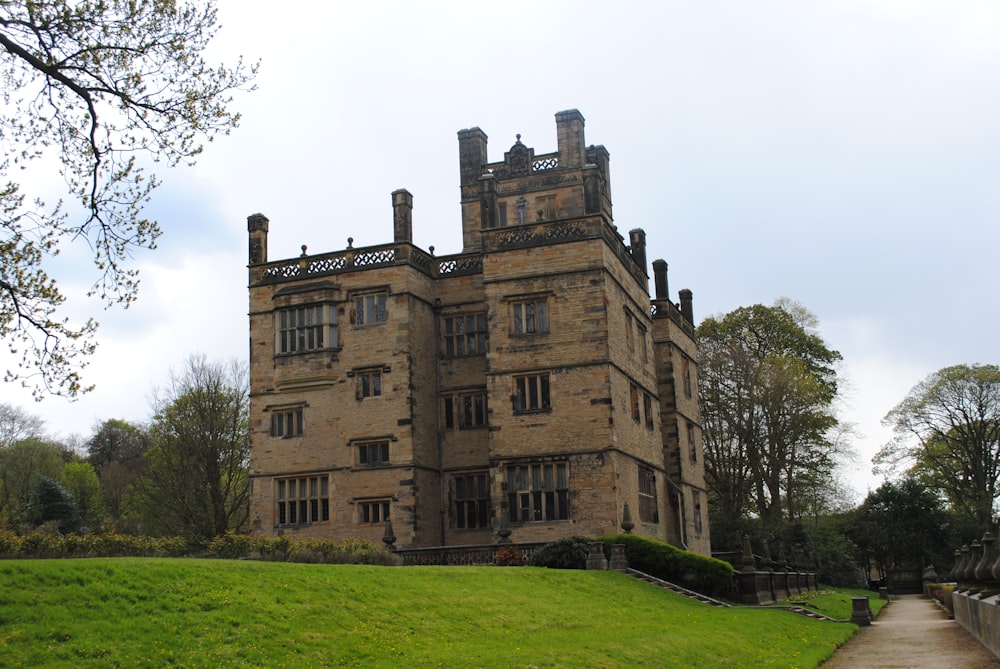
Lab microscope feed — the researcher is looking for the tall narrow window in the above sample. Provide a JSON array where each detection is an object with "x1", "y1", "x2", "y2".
[
  {"x1": 638, "y1": 466, "x2": 658, "y2": 523},
  {"x1": 687, "y1": 422, "x2": 697, "y2": 463},
  {"x1": 512, "y1": 300, "x2": 548, "y2": 335},
  {"x1": 625, "y1": 311, "x2": 634, "y2": 354},
  {"x1": 643, "y1": 393, "x2": 655, "y2": 430},
  {"x1": 682, "y1": 357, "x2": 692, "y2": 399},
  {"x1": 638, "y1": 323, "x2": 648, "y2": 363},
  {"x1": 453, "y1": 473, "x2": 489, "y2": 529},
  {"x1": 514, "y1": 374, "x2": 550, "y2": 413},
  {"x1": 506, "y1": 462, "x2": 569, "y2": 522},
  {"x1": 355, "y1": 292, "x2": 387, "y2": 325},
  {"x1": 630, "y1": 384, "x2": 641, "y2": 422},
  {"x1": 693, "y1": 490, "x2": 703, "y2": 534}
]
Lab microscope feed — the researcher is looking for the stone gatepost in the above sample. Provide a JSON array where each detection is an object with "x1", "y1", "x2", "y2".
[
  {"x1": 851, "y1": 596, "x2": 872, "y2": 626},
  {"x1": 609, "y1": 544, "x2": 628, "y2": 572},
  {"x1": 586, "y1": 542, "x2": 609, "y2": 570}
]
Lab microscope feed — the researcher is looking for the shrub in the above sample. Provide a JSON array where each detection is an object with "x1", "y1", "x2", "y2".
[
  {"x1": 598, "y1": 534, "x2": 734, "y2": 598},
  {"x1": 495, "y1": 545, "x2": 524, "y2": 566},
  {"x1": 528, "y1": 536, "x2": 593, "y2": 569}
]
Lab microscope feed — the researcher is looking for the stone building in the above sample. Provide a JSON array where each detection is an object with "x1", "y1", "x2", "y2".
[{"x1": 246, "y1": 110, "x2": 710, "y2": 555}]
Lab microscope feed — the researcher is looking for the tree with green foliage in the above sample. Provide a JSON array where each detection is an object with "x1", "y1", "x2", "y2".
[
  {"x1": 0, "y1": 0, "x2": 256, "y2": 397},
  {"x1": 849, "y1": 478, "x2": 952, "y2": 582},
  {"x1": 0, "y1": 437, "x2": 68, "y2": 526},
  {"x1": 87, "y1": 418, "x2": 149, "y2": 530},
  {"x1": 28, "y1": 474, "x2": 80, "y2": 533},
  {"x1": 876, "y1": 364, "x2": 1000, "y2": 528},
  {"x1": 698, "y1": 300, "x2": 844, "y2": 531},
  {"x1": 138, "y1": 355, "x2": 249, "y2": 543},
  {"x1": 61, "y1": 460, "x2": 104, "y2": 530}
]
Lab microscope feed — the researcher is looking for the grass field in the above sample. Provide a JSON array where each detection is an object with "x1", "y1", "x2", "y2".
[{"x1": 0, "y1": 558, "x2": 860, "y2": 668}]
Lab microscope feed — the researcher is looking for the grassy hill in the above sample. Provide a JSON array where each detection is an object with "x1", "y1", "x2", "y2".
[{"x1": 0, "y1": 558, "x2": 857, "y2": 668}]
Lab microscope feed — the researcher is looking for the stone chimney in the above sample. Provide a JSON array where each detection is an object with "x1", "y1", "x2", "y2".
[
  {"x1": 652, "y1": 259, "x2": 668, "y2": 300},
  {"x1": 679, "y1": 289, "x2": 694, "y2": 324},
  {"x1": 392, "y1": 189, "x2": 413, "y2": 244},
  {"x1": 629, "y1": 229, "x2": 647, "y2": 276},
  {"x1": 247, "y1": 213, "x2": 269, "y2": 265},
  {"x1": 555, "y1": 109, "x2": 586, "y2": 169}
]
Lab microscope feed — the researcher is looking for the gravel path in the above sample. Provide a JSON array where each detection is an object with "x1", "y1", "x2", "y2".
[{"x1": 821, "y1": 594, "x2": 1000, "y2": 668}]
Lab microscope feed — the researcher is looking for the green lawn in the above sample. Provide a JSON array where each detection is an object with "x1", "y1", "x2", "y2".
[{"x1": 0, "y1": 559, "x2": 858, "y2": 668}]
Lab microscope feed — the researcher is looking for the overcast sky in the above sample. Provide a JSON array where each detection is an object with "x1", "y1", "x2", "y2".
[{"x1": 1, "y1": 0, "x2": 997, "y2": 503}]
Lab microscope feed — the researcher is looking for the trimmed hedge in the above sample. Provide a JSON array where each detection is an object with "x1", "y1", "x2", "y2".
[
  {"x1": 598, "y1": 533, "x2": 734, "y2": 598},
  {"x1": 0, "y1": 529, "x2": 399, "y2": 566},
  {"x1": 528, "y1": 535, "x2": 593, "y2": 569}
]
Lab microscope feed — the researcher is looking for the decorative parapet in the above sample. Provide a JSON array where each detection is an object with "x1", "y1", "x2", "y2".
[
  {"x1": 482, "y1": 216, "x2": 647, "y2": 289},
  {"x1": 250, "y1": 242, "x2": 485, "y2": 286},
  {"x1": 651, "y1": 299, "x2": 696, "y2": 337},
  {"x1": 484, "y1": 150, "x2": 560, "y2": 179},
  {"x1": 395, "y1": 542, "x2": 545, "y2": 566}
]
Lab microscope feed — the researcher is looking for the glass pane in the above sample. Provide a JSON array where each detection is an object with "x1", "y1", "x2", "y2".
[
  {"x1": 372, "y1": 373, "x2": 381, "y2": 396},
  {"x1": 513, "y1": 304, "x2": 522, "y2": 334},
  {"x1": 377, "y1": 294, "x2": 387, "y2": 322},
  {"x1": 525, "y1": 303, "x2": 535, "y2": 333},
  {"x1": 355, "y1": 297, "x2": 365, "y2": 325},
  {"x1": 277, "y1": 480, "x2": 285, "y2": 500},
  {"x1": 537, "y1": 302, "x2": 548, "y2": 332},
  {"x1": 528, "y1": 377, "x2": 538, "y2": 409},
  {"x1": 540, "y1": 375, "x2": 550, "y2": 407}
]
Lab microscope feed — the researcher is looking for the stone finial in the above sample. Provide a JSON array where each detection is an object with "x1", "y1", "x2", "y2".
[
  {"x1": 382, "y1": 518, "x2": 396, "y2": 550},
  {"x1": 621, "y1": 502, "x2": 635, "y2": 534},
  {"x1": 392, "y1": 189, "x2": 413, "y2": 244}
]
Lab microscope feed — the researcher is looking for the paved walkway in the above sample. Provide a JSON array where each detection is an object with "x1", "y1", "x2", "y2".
[{"x1": 821, "y1": 594, "x2": 1000, "y2": 668}]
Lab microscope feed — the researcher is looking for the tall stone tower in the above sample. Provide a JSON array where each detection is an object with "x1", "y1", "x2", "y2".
[{"x1": 246, "y1": 110, "x2": 710, "y2": 556}]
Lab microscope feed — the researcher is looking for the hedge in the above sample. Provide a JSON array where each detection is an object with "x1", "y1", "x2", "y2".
[{"x1": 598, "y1": 533, "x2": 734, "y2": 598}]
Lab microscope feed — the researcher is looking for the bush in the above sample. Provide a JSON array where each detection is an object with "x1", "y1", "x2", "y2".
[
  {"x1": 598, "y1": 534, "x2": 734, "y2": 598},
  {"x1": 528, "y1": 536, "x2": 593, "y2": 569}
]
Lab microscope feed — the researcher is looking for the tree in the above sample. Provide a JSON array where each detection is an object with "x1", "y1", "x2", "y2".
[
  {"x1": 0, "y1": 402, "x2": 45, "y2": 448},
  {"x1": 86, "y1": 418, "x2": 149, "y2": 530},
  {"x1": 698, "y1": 301, "x2": 844, "y2": 532},
  {"x1": 876, "y1": 364, "x2": 1000, "y2": 528},
  {"x1": 0, "y1": 0, "x2": 256, "y2": 397},
  {"x1": 28, "y1": 474, "x2": 80, "y2": 533},
  {"x1": 138, "y1": 355, "x2": 249, "y2": 543},
  {"x1": 62, "y1": 460, "x2": 104, "y2": 530},
  {"x1": 0, "y1": 437, "x2": 67, "y2": 526},
  {"x1": 849, "y1": 478, "x2": 951, "y2": 583}
]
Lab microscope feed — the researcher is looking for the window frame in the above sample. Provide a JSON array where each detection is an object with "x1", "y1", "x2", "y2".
[
  {"x1": 514, "y1": 373, "x2": 551, "y2": 414},
  {"x1": 452, "y1": 472, "x2": 490, "y2": 530},
  {"x1": 505, "y1": 462, "x2": 569, "y2": 523},
  {"x1": 357, "y1": 441, "x2": 390, "y2": 467},
  {"x1": 358, "y1": 500, "x2": 390, "y2": 525},
  {"x1": 511, "y1": 299, "x2": 549, "y2": 336},
  {"x1": 442, "y1": 313, "x2": 488, "y2": 357},
  {"x1": 276, "y1": 475, "x2": 330, "y2": 526},
  {"x1": 354, "y1": 291, "x2": 388, "y2": 326},
  {"x1": 443, "y1": 391, "x2": 488, "y2": 430},
  {"x1": 638, "y1": 466, "x2": 659, "y2": 524},
  {"x1": 275, "y1": 304, "x2": 337, "y2": 355},
  {"x1": 270, "y1": 407, "x2": 304, "y2": 438},
  {"x1": 356, "y1": 368, "x2": 383, "y2": 399}
]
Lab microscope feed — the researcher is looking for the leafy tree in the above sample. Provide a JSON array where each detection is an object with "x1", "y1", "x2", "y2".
[
  {"x1": 62, "y1": 460, "x2": 104, "y2": 530},
  {"x1": 0, "y1": 0, "x2": 256, "y2": 397},
  {"x1": 86, "y1": 419, "x2": 149, "y2": 530},
  {"x1": 849, "y1": 478, "x2": 951, "y2": 582},
  {"x1": 876, "y1": 364, "x2": 1000, "y2": 528},
  {"x1": 28, "y1": 474, "x2": 80, "y2": 532},
  {"x1": 0, "y1": 402, "x2": 45, "y2": 448},
  {"x1": 138, "y1": 355, "x2": 249, "y2": 543},
  {"x1": 0, "y1": 437, "x2": 67, "y2": 526},
  {"x1": 698, "y1": 301, "x2": 844, "y2": 530}
]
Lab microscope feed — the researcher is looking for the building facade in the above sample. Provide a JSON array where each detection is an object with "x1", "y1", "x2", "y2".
[{"x1": 247, "y1": 110, "x2": 710, "y2": 555}]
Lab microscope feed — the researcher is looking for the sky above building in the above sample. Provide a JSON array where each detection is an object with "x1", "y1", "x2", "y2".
[{"x1": 1, "y1": 0, "x2": 997, "y2": 503}]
